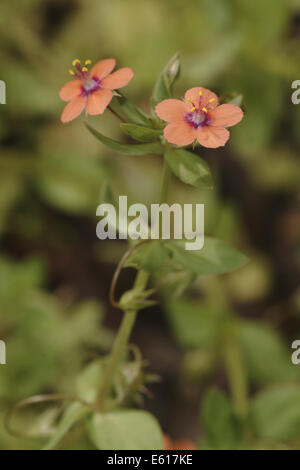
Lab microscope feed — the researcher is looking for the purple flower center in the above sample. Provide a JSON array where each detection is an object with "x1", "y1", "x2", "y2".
[
  {"x1": 81, "y1": 76, "x2": 102, "y2": 96},
  {"x1": 185, "y1": 109, "x2": 210, "y2": 129}
]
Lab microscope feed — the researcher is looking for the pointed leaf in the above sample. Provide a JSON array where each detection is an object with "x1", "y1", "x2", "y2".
[
  {"x1": 86, "y1": 122, "x2": 164, "y2": 155},
  {"x1": 166, "y1": 238, "x2": 248, "y2": 275},
  {"x1": 120, "y1": 123, "x2": 162, "y2": 143},
  {"x1": 164, "y1": 148, "x2": 213, "y2": 189},
  {"x1": 152, "y1": 52, "x2": 180, "y2": 107}
]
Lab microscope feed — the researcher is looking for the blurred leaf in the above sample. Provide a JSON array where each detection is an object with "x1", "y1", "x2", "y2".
[
  {"x1": 0, "y1": 256, "x2": 45, "y2": 303},
  {"x1": 202, "y1": 388, "x2": 240, "y2": 449},
  {"x1": 222, "y1": 93, "x2": 244, "y2": 107},
  {"x1": 85, "y1": 122, "x2": 164, "y2": 155},
  {"x1": 152, "y1": 52, "x2": 180, "y2": 107},
  {"x1": 239, "y1": 321, "x2": 298, "y2": 386},
  {"x1": 43, "y1": 402, "x2": 90, "y2": 450},
  {"x1": 164, "y1": 148, "x2": 213, "y2": 190},
  {"x1": 36, "y1": 154, "x2": 107, "y2": 214},
  {"x1": 185, "y1": 35, "x2": 240, "y2": 84},
  {"x1": 87, "y1": 409, "x2": 163, "y2": 450},
  {"x1": 166, "y1": 299, "x2": 228, "y2": 348},
  {"x1": 250, "y1": 385, "x2": 300, "y2": 442},
  {"x1": 124, "y1": 241, "x2": 169, "y2": 272},
  {"x1": 100, "y1": 183, "x2": 116, "y2": 205},
  {"x1": 76, "y1": 360, "x2": 103, "y2": 405},
  {"x1": 239, "y1": 0, "x2": 289, "y2": 45},
  {"x1": 0, "y1": 173, "x2": 23, "y2": 234},
  {"x1": 166, "y1": 238, "x2": 248, "y2": 275},
  {"x1": 120, "y1": 123, "x2": 162, "y2": 143}
]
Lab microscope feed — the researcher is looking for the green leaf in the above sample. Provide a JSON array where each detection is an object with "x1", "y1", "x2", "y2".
[
  {"x1": 42, "y1": 402, "x2": 90, "y2": 450},
  {"x1": 152, "y1": 52, "x2": 180, "y2": 107},
  {"x1": 202, "y1": 388, "x2": 240, "y2": 449},
  {"x1": 87, "y1": 409, "x2": 163, "y2": 450},
  {"x1": 166, "y1": 300, "x2": 227, "y2": 348},
  {"x1": 164, "y1": 148, "x2": 213, "y2": 190},
  {"x1": 124, "y1": 241, "x2": 169, "y2": 272},
  {"x1": 111, "y1": 95, "x2": 152, "y2": 127},
  {"x1": 100, "y1": 183, "x2": 116, "y2": 205},
  {"x1": 166, "y1": 238, "x2": 248, "y2": 275},
  {"x1": 239, "y1": 321, "x2": 298, "y2": 386},
  {"x1": 85, "y1": 122, "x2": 164, "y2": 156},
  {"x1": 250, "y1": 385, "x2": 300, "y2": 442},
  {"x1": 76, "y1": 360, "x2": 103, "y2": 405},
  {"x1": 120, "y1": 123, "x2": 162, "y2": 143}
]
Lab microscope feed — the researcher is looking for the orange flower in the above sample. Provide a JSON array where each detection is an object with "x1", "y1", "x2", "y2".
[
  {"x1": 155, "y1": 87, "x2": 243, "y2": 148},
  {"x1": 163, "y1": 434, "x2": 197, "y2": 450},
  {"x1": 59, "y1": 59, "x2": 134, "y2": 123}
]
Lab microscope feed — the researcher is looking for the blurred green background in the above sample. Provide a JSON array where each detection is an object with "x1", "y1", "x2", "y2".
[{"x1": 0, "y1": 0, "x2": 299, "y2": 449}]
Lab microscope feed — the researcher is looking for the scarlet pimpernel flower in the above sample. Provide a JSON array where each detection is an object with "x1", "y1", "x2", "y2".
[
  {"x1": 155, "y1": 87, "x2": 243, "y2": 148},
  {"x1": 59, "y1": 58, "x2": 134, "y2": 123}
]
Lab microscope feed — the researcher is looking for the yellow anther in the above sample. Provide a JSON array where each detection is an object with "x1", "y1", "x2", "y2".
[
  {"x1": 190, "y1": 106, "x2": 196, "y2": 112},
  {"x1": 85, "y1": 60, "x2": 92, "y2": 65},
  {"x1": 69, "y1": 70, "x2": 75, "y2": 76},
  {"x1": 199, "y1": 91, "x2": 203, "y2": 96},
  {"x1": 72, "y1": 59, "x2": 81, "y2": 67},
  {"x1": 187, "y1": 98, "x2": 194, "y2": 104},
  {"x1": 209, "y1": 98, "x2": 215, "y2": 103},
  {"x1": 82, "y1": 67, "x2": 88, "y2": 72},
  {"x1": 202, "y1": 107, "x2": 208, "y2": 113}
]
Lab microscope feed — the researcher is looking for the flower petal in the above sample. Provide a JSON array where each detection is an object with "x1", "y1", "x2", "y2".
[
  {"x1": 86, "y1": 89, "x2": 113, "y2": 115},
  {"x1": 209, "y1": 104, "x2": 244, "y2": 127},
  {"x1": 101, "y1": 67, "x2": 134, "y2": 90},
  {"x1": 155, "y1": 99, "x2": 188, "y2": 123},
  {"x1": 185, "y1": 87, "x2": 218, "y2": 110},
  {"x1": 90, "y1": 59, "x2": 116, "y2": 80},
  {"x1": 59, "y1": 80, "x2": 82, "y2": 102},
  {"x1": 196, "y1": 126, "x2": 230, "y2": 148},
  {"x1": 164, "y1": 122, "x2": 196, "y2": 146},
  {"x1": 61, "y1": 96, "x2": 86, "y2": 123}
]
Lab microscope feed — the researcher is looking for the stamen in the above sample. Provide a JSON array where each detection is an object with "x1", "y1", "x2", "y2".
[
  {"x1": 202, "y1": 107, "x2": 208, "y2": 113},
  {"x1": 190, "y1": 106, "x2": 196, "y2": 112},
  {"x1": 199, "y1": 91, "x2": 203, "y2": 96},
  {"x1": 209, "y1": 98, "x2": 215, "y2": 103},
  {"x1": 69, "y1": 70, "x2": 75, "y2": 76},
  {"x1": 72, "y1": 59, "x2": 81, "y2": 67},
  {"x1": 82, "y1": 67, "x2": 88, "y2": 72},
  {"x1": 85, "y1": 60, "x2": 92, "y2": 65}
]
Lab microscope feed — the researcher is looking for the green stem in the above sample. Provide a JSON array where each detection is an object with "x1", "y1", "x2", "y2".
[
  {"x1": 223, "y1": 324, "x2": 248, "y2": 419},
  {"x1": 95, "y1": 270, "x2": 148, "y2": 410},
  {"x1": 159, "y1": 157, "x2": 171, "y2": 204},
  {"x1": 95, "y1": 158, "x2": 170, "y2": 410}
]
